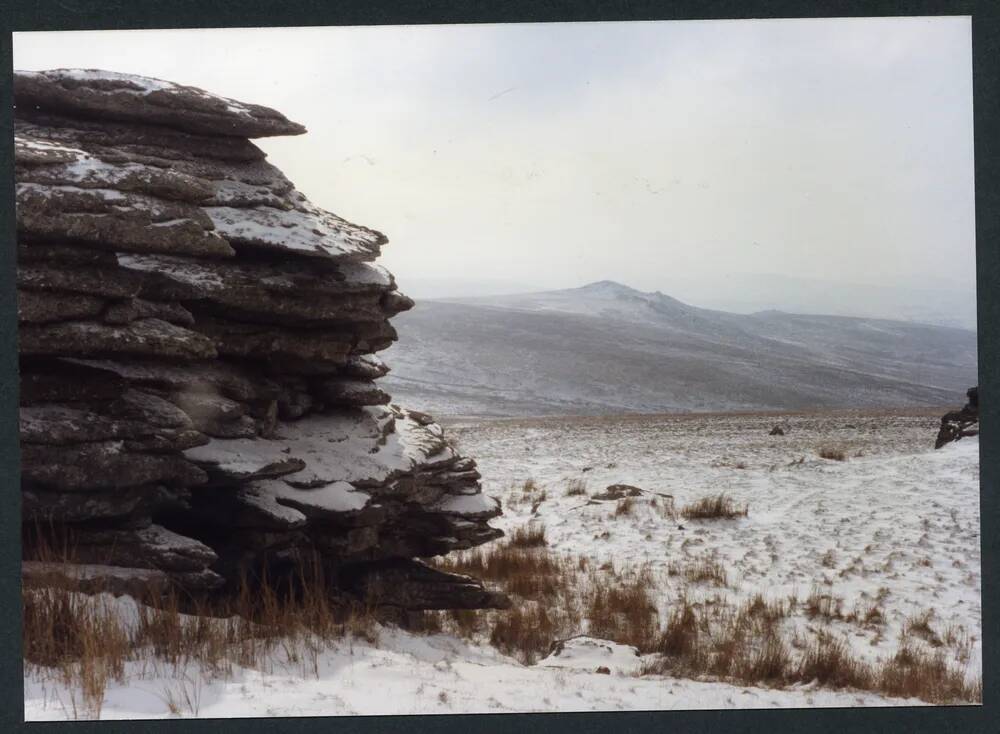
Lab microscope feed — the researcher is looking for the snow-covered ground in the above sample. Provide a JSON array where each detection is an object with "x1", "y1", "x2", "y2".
[
  {"x1": 450, "y1": 410, "x2": 982, "y2": 674},
  {"x1": 24, "y1": 620, "x2": 926, "y2": 720},
  {"x1": 24, "y1": 409, "x2": 981, "y2": 719}
]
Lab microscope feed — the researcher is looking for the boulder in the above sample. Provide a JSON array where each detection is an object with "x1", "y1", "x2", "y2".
[
  {"x1": 593, "y1": 484, "x2": 644, "y2": 501},
  {"x1": 15, "y1": 68, "x2": 507, "y2": 613},
  {"x1": 935, "y1": 386, "x2": 979, "y2": 449},
  {"x1": 344, "y1": 559, "x2": 511, "y2": 611}
]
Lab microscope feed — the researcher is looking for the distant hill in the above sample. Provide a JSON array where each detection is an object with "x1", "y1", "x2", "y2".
[
  {"x1": 654, "y1": 273, "x2": 977, "y2": 330},
  {"x1": 380, "y1": 281, "x2": 978, "y2": 417}
]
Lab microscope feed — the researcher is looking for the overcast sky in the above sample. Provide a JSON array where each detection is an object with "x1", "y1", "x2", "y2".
[{"x1": 14, "y1": 17, "x2": 976, "y2": 301}]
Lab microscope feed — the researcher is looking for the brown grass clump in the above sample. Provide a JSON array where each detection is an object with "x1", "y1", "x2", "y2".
[
  {"x1": 680, "y1": 494, "x2": 748, "y2": 520},
  {"x1": 26, "y1": 521, "x2": 982, "y2": 710},
  {"x1": 565, "y1": 478, "x2": 588, "y2": 497},
  {"x1": 585, "y1": 568, "x2": 658, "y2": 652},
  {"x1": 942, "y1": 624, "x2": 974, "y2": 664},
  {"x1": 796, "y1": 632, "x2": 873, "y2": 689},
  {"x1": 656, "y1": 599, "x2": 702, "y2": 667},
  {"x1": 506, "y1": 524, "x2": 548, "y2": 549},
  {"x1": 650, "y1": 594, "x2": 793, "y2": 685},
  {"x1": 614, "y1": 497, "x2": 637, "y2": 517},
  {"x1": 878, "y1": 641, "x2": 982, "y2": 704},
  {"x1": 904, "y1": 610, "x2": 943, "y2": 648},
  {"x1": 668, "y1": 556, "x2": 728, "y2": 587},
  {"x1": 435, "y1": 533, "x2": 669, "y2": 663},
  {"x1": 22, "y1": 588, "x2": 130, "y2": 716},
  {"x1": 22, "y1": 552, "x2": 382, "y2": 716},
  {"x1": 734, "y1": 629, "x2": 793, "y2": 683},
  {"x1": 818, "y1": 447, "x2": 847, "y2": 461},
  {"x1": 436, "y1": 541, "x2": 567, "y2": 602},
  {"x1": 792, "y1": 630, "x2": 981, "y2": 705},
  {"x1": 745, "y1": 593, "x2": 792, "y2": 624},
  {"x1": 649, "y1": 496, "x2": 677, "y2": 520},
  {"x1": 844, "y1": 601, "x2": 885, "y2": 630},
  {"x1": 440, "y1": 535, "x2": 981, "y2": 706},
  {"x1": 804, "y1": 587, "x2": 844, "y2": 621},
  {"x1": 644, "y1": 596, "x2": 980, "y2": 704},
  {"x1": 488, "y1": 604, "x2": 559, "y2": 665},
  {"x1": 434, "y1": 536, "x2": 583, "y2": 663}
]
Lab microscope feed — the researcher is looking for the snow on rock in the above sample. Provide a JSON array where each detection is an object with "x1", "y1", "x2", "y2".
[
  {"x1": 14, "y1": 69, "x2": 307, "y2": 138},
  {"x1": 254, "y1": 479, "x2": 370, "y2": 515},
  {"x1": 205, "y1": 201, "x2": 385, "y2": 262},
  {"x1": 538, "y1": 636, "x2": 643, "y2": 676},
  {"x1": 430, "y1": 492, "x2": 502, "y2": 518},
  {"x1": 15, "y1": 182, "x2": 235, "y2": 259},
  {"x1": 185, "y1": 406, "x2": 460, "y2": 488},
  {"x1": 16, "y1": 133, "x2": 215, "y2": 202},
  {"x1": 114, "y1": 253, "x2": 401, "y2": 326},
  {"x1": 16, "y1": 68, "x2": 503, "y2": 608}
]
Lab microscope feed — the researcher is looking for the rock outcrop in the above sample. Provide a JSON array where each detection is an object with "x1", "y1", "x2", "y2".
[
  {"x1": 16, "y1": 69, "x2": 507, "y2": 611},
  {"x1": 934, "y1": 386, "x2": 979, "y2": 449}
]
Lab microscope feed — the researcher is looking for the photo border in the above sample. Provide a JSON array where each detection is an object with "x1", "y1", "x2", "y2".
[{"x1": 1, "y1": 1, "x2": 996, "y2": 732}]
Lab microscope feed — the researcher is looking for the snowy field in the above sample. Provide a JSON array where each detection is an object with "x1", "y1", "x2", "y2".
[
  {"x1": 24, "y1": 409, "x2": 982, "y2": 719},
  {"x1": 449, "y1": 409, "x2": 982, "y2": 676}
]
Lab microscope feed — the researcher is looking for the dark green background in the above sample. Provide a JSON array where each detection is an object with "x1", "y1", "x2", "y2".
[{"x1": 1, "y1": 2, "x2": 996, "y2": 732}]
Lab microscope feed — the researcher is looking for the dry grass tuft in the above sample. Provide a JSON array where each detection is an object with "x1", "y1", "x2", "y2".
[
  {"x1": 877, "y1": 641, "x2": 981, "y2": 704},
  {"x1": 614, "y1": 497, "x2": 637, "y2": 517},
  {"x1": 817, "y1": 447, "x2": 848, "y2": 461},
  {"x1": 645, "y1": 596, "x2": 979, "y2": 704},
  {"x1": 657, "y1": 598, "x2": 701, "y2": 661},
  {"x1": 668, "y1": 556, "x2": 728, "y2": 587},
  {"x1": 565, "y1": 478, "x2": 588, "y2": 497},
  {"x1": 507, "y1": 524, "x2": 548, "y2": 549},
  {"x1": 488, "y1": 604, "x2": 558, "y2": 665},
  {"x1": 796, "y1": 632, "x2": 873, "y2": 689},
  {"x1": 26, "y1": 522, "x2": 981, "y2": 709},
  {"x1": 435, "y1": 533, "x2": 584, "y2": 663},
  {"x1": 22, "y1": 552, "x2": 380, "y2": 715},
  {"x1": 22, "y1": 588, "x2": 129, "y2": 716},
  {"x1": 680, "y1": 494, "x2": 748, "y2": 520},
  {"x1": 904, "y1": 610, "x2": 943, "y2": 648},
  {"x1": 585, "y1": 567, "x2": 658, "y2": 652},
  {"x1": 436, "y1": 539, "x2": 569, "y2": 603},
  {"x1": 804, "y1": 587, "x2": 844, "y2": 621}
]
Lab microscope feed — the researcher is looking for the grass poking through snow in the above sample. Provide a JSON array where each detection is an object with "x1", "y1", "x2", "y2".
[{"x1": 680, "y1": 494, "x2": 749, "y2": 520}]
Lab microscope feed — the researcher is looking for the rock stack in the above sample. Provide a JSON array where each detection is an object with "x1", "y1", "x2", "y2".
[
  {"x1": 16, "y1": 69, "x2": 507, "y2": 611},
  {"x1": 934, "y1": 386, "x2": 979, "y2": 449}
]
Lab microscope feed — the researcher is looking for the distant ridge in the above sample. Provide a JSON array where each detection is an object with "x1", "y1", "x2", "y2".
[{"x1": 381, "y1": 281, "x2": 977, "y2": 418}]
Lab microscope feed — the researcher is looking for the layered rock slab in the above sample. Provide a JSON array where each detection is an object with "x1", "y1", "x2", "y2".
[{"x1": 16, "y1": 69, "x2": 506, "y2": 610}]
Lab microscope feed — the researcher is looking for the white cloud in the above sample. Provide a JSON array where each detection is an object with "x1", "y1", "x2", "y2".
[{"x1": 14, "y1": 17, "x2": 975, "y2": 301}]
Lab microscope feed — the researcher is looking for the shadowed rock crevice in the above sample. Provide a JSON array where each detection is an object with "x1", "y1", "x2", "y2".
[{"x1": 16, "y1": 68, "x2": 507, "y2": 612}]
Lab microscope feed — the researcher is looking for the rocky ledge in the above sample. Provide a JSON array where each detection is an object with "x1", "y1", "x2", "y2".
[
  {"x1": 16, "y1": 68, "x2": 508, "y2": 612},
  {"x1": 934, "y1": 386, "x2": 979, "y2": 450}
]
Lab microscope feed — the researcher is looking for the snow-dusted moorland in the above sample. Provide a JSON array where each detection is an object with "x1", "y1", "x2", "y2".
[{"x1": 24, "y1": 409, "x2": 981, "y2": 719}]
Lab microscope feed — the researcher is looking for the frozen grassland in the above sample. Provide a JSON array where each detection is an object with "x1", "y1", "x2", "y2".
[{"x1": 24, "y1": 409, "x2": 981, "y2": 719}]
